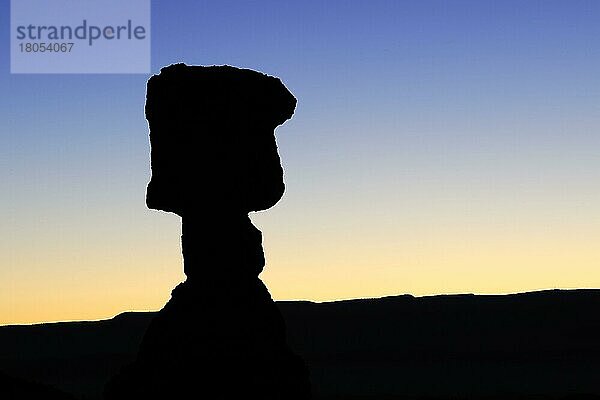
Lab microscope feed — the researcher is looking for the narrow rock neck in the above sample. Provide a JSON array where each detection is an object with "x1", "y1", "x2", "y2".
[{"x1": 181, "y1": 213, "x2": 266, "y2": 281}]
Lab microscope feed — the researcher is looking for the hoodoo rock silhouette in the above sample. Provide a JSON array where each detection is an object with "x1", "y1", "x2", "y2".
[{"x1": 104, "y1": 64, "x2": 310, "y2": 399}]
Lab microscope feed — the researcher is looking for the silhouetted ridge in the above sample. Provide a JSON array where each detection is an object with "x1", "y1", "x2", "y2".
[
  {"x1": 2, "y1": 290, "x2": 600, "y2": 399},
  {"x1": 103, "y1": 64, "x2": 310, "y2": 399}
]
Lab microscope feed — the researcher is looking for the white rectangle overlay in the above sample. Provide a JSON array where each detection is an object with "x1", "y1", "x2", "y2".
[{"x1": 11, "y1": 0, "x2": 151, "y2": 74}]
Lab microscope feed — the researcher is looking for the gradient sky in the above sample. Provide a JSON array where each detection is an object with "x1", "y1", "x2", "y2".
[{"x1": 2, "y1": 0, "x2": 600, "y2": 325}]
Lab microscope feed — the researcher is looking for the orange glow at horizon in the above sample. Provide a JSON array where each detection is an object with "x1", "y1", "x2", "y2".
[{"x1": 3, "y1": 204, "x2": 600, "y2": 325}]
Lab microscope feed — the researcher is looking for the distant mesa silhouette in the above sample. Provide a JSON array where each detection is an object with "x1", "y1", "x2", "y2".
[
  {"x1": 3, "y1": 290, "x2": 600, "y2": 399},
  {"x1": 104, "y1": 64, "x2": 310, "y2": 399}
]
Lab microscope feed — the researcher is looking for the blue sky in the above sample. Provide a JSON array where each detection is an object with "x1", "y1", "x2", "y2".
[{"x1": 1, "y1": 1, "x2": 600, "y2": 324}]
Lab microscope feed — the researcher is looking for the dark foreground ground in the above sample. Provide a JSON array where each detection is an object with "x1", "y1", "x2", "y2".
[{"x1": 1, "y1": 289, "x2": 599, "y2": 399}]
